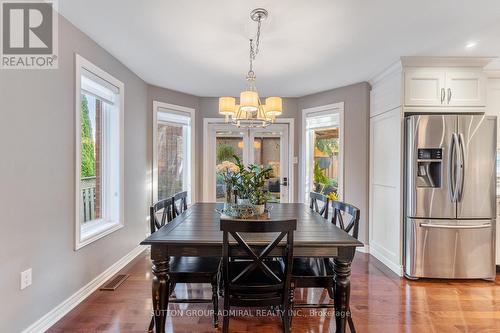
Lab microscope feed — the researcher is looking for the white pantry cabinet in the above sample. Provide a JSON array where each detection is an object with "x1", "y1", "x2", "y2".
[
  {"x1": 369, "y1": 57, "x2": 492, "y2": 276},
  {"x1": 404, "y1": 67, "x2": 486, "y2": 107}
]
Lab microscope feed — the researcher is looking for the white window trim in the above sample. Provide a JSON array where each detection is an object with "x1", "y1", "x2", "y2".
[
  {"x1": 75, "y1": 54, "x2": 125, "y2": 250},
  {"x1": 152, "y1": 101, "x2": 196, "y2": 204},
  {"x1": 300, "y1": 102, "x2": 345, "y2": 204},
  {"x1": 202, "y1": 117, "x2": 295, "y2": 203}
]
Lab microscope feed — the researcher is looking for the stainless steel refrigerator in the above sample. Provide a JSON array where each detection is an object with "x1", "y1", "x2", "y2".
[{"x1": 404, "y1": 114, "x2": 496, "y2": 280}]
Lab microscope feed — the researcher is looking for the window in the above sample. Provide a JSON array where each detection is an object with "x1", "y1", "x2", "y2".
[
  {"x1": 75, "y1": 55, "x2": 124, "y2": 250},
  {"x1": 301, "y1": 103, "x2": 344, "y2": 203},
  {"x1": 153, "y1": 102, "x2": 195, "y2": 204}
]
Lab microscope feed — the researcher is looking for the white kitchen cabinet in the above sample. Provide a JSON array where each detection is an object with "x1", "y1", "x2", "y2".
[
  {"x1": 404, "y1": 68, "x2": 445, "y2": 106},
  {"x1": 445, "y1": 69, "x2": 486, "y2": 107},
  {"x1": 404, "y1": 67, "x2": 486, "y2": 107},
  {"x1": 486, "y1": 78, "x2": 500, "y2": 147}
]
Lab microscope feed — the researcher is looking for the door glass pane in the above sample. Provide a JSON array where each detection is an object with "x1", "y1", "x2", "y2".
[
  {"x1": 157, "y1": 122, "x2": 184, "y2": 200},
  {"x1": 313, "y1": 128, "x2": 339, "y2": 194},
  {"x1": 253, "y1": 134, "x2": 281, "y2": 203},
  {"x1": 215, "y1": 133, "x2": 244, "y2": 202},
  {"x1": 79, "y1": 93, "x2": 102, "y2": 224},
  {"x1": 305, "y1": 112, "x2": 341, "y2": 202}
]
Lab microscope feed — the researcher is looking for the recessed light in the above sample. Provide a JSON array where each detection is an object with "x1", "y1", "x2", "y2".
[{"x1": 465, "y1": 41, "x2": 477, "y2": 49}]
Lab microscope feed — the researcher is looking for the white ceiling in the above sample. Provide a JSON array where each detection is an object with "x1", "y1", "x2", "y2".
[{"x1": 59, "y1": 0, "x2": 500, "y2": 97}]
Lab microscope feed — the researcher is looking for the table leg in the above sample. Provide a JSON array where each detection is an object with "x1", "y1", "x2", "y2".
[
  {"x1": 333, "y1": 258, "x2": 351, "y2": 333},
  {"x1": 151, "y1": 246, "x2": 170, "y2": 333}
]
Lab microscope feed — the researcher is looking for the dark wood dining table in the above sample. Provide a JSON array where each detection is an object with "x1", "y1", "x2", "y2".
[{"x1": 141, "y1": 203, "x2": 363, "y2": 333}]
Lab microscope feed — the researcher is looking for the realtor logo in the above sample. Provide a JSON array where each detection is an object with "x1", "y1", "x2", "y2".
[{"x1": 1, "y1": 0, "x2": 58, "y2": 69}]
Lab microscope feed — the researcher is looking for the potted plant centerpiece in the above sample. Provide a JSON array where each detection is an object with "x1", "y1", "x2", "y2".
[{"x1": 234, "y1": 156, "x2": 273, "y2": 216}]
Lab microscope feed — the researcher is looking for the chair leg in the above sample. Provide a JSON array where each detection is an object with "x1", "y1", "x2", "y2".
[
  {"x1": 327, "y1": 286, "x2": 335, "y2": 300},
  {"x1": 288, "y1": 282, "x2": 295, "y2": 329},
  {"x1": 169, "y1": 282, "x2": 177, "y2": 297},
  {"x1": 211, "y1": 280, "x2": 219, "y2": 328},
  {"x1": 148, "y1": 316, "x2": 154, "y2": 333},
  {"x1": 222, "y1": 293, "x2": 230, "y2": 333},
  {"x1": 348, "y1": 309, "x2": 356, "y2": 333}
]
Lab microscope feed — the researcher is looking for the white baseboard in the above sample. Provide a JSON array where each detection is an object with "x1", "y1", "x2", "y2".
[
  {"x1": 356, "y1": 245, "x2": 370, "y2": 253},
  {"x1": 22, "y1": 245, "x2": 147, "y2": 333},
  {"x1": 369, "y1": 244, "x2": 404, "y2": 277}
]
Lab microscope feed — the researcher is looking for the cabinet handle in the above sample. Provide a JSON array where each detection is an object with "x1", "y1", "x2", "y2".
[
  {"x1": 447, "y1": 88, "x2": 452, "y2": 104},
  {"x1": 440, "y1": 88, "x2": 445, "y2": 103}
]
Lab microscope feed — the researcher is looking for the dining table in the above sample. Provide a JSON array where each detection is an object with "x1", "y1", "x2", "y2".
[{"x1": 141, "y1": 202, "x2": 363, "y2": 333}]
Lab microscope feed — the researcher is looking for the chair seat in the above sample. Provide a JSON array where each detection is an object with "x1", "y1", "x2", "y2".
[
  {"x1": 228, "y1": 260, "x2": 285, "y2": 293},
  {"x1": 170, "y1": 256, "x2": 220, "y2": 274},
  {"x1": 292, "y1": 258, "x2": 334, "y2": 277}
]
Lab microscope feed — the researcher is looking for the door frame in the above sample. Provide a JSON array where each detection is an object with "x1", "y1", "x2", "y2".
[
  {"x1": 203, "y1": 117, "x2": 295, "y2": 202},
  {"x1": 152, "y1": 101, "x2": 196, "y2": 204},
  {"x1": 299, "y1": 102, "x2": 345, "y2": 204}
]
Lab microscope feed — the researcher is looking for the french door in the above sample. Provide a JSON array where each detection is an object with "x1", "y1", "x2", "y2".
[{"x1": 205, "y1": 123, "x2": 290, "y2": 203}]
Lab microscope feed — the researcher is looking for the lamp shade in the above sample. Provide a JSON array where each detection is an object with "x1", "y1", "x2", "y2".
[
  {"x1": 265, "y1": 97, "x2": 282, "y2": 116},
  {"x1": 240, "y1": 91, "x2": 259, "y2": 113},
  {"x1": 219, "y1": 96, "x2": 236, "y2": 116}
]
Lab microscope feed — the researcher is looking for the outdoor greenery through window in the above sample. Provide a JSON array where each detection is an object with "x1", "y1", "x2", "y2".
[
  {"x1": 80, "y1": 93, "x2": 102, "y2": 223},
  {"x1": 305, "y1": 112, "x2": 341, "y2": 203}
]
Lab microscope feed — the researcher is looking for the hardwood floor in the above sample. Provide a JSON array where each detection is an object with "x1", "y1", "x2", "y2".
[{"x1": 49, "y1": 250, "x2": 500, "y2": 333}]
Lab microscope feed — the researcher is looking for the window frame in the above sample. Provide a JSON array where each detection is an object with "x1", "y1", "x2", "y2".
[
  {"x1": 300, "y1": 102, "x2": 344, "y2": 204},
  {"x1": 75, "y1": 54, "x2": 125, "y2": 250},
  {"x1": 152, "y1": 101, "x2": 196, "y2": 204}
]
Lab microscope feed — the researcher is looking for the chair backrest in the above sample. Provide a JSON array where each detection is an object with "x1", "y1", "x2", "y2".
[
  {"x1": 220, "y1": 218, "x2": 296, "y2": 292},
  {"x1": 172, "y1": 191, "x2": 188, "y2": 218},
  {"x1": 309, "y1": 192, "x2": 330, "y2": 219},
  {"x1": 150, "y1": 197, "x2": 174, "y2": 233},
  {"x1": 331, "y1": 201, "x2": 360, "y2": 239}
]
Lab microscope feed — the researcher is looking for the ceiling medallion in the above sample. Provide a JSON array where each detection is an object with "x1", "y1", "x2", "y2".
[{"x1": 218, "y1": 8, "x2": 282, "y2": 128}]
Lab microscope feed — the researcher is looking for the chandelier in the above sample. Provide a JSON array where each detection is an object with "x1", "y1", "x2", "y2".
[{"x1": 218, "y1": 8, "x2": 282, "y2": 128}]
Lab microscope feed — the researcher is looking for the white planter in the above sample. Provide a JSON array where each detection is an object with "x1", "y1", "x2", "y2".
[{"x1": 254, "y1": 204, "x2": 265, "y2": 215}]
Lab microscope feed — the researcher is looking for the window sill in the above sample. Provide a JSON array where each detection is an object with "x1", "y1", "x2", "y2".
[{"x1": 75, "y1": 220, "x2": 124, "y2": 250}]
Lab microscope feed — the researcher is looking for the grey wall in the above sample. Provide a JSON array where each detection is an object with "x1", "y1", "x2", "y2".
[
  {"x1": 298, "y1": 82, "x2": 371, "y2": 246},
  {"x1": 0, "y1": 16, "x2": 150, "y2": 332}
]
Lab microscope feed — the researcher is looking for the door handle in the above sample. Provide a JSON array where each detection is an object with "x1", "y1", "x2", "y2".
[
  {"x1": 281, "y1": 177, "x2": 288, "y2": 186},
  {"x1": 447, "y1": 88, "x2": 452, "y2": 104},
  {"x1": 440, "y1": 88, "x2": 445, "y2": 104},
  {"x1": 457, "y1": 133, "x2": 465, "y2": 201},
  {"x1": 448, "y1": 133, "x2": 459, "y2": 202},
  {"x1": 420, "y1": 223, "x2": 491, "y2": 229}
]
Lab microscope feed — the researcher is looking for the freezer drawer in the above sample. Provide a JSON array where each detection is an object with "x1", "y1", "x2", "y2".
[{"x1": 404, "y1": 218, "x2": 495, "y2": 279}]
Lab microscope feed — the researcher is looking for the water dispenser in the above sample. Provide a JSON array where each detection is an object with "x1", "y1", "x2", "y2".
[{"x1": 416, "y1": 148, "x2": 442, "y2": 188}]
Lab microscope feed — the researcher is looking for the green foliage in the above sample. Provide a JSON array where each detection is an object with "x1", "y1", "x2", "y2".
[
  {"x1": 80, "y1": 95, "x2": 96, "y2": 178},
  {"x1": 216, "y1": 144, "x2": 236, "y2": 164},
  {"x1": 313, "y1": 161, "x2": 328, "y2": 184},
  {"x1": 315, "y1": 138, "x2": 338, "y2": 157},
  {"x1": 233, "y1": 155, "x2": 273, "y2": 205}
]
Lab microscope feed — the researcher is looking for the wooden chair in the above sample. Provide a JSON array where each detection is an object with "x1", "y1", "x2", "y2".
[
  {"x1": 309, "y1": 191, "x2": 330, "y2": 219},
  {"x1": 148, "y1": 197, "x2": 221, "y2": 331},
  {"x1": 221, "y1": 218, "x2": 297, "y2": 333},
  {"x1": 172, "y1": 191, "x2": 188, "y2": 218},
  {"x1": 290, "y1": 200, "x2": 360, "y2": 332}
]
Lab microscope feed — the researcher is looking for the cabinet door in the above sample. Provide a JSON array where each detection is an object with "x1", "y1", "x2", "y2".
[
  {"x1": 486, "y1": 78, "x2": 500, "y2": 147},
  {"x1": 445, "y1": 69, "x2": 486, "y2": 107},
  {"x1": 404, "y1": 68, "x2": 446, "y2": 106}
]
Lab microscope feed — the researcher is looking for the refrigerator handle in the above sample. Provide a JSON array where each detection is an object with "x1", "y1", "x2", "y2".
[
  {"x1": 448, "y1": 133, "x2": 459, "y2": 202},
  {"x1": 457, "y1": 133, "x2": 465, "y2": 201}
]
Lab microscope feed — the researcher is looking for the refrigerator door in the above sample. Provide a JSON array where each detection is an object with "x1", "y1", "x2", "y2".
[
  {"x1": 406, "y1": 115, "x2": 457, "y2": 218},
  {"x1": 457, "y1": 115, "x2": 496, "y2": 219},
  {"x1": 404, "y1": 218, "x2": 495, "y2": 279}
]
